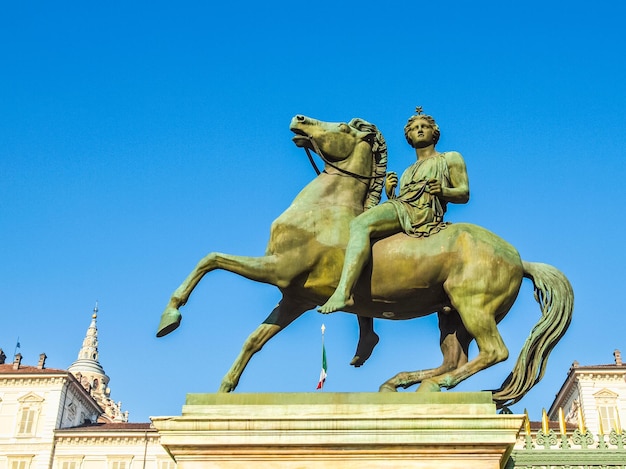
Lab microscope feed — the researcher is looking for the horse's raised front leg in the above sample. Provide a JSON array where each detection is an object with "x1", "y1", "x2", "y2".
[
  {"x1": 219, "y1": 298, "x2": 313, "y2": 392},
  {"x1": 157, "y1": 253, "x2": 282, "y2": 337},
  {"x1": 379, "y1": 310, "x2": 472, "y2": 392}
]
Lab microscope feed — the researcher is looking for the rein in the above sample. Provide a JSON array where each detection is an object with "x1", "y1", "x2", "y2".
[{"x1": 304, "y1": 136, "x2": 380, "y2": 181}]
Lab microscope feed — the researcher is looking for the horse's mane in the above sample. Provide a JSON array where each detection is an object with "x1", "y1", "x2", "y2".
[{"x1": 348, "y1": 118, "x2": 388, "y2": 210}]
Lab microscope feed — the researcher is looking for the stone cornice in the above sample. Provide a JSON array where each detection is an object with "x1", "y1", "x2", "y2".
[
  {"x1": 576, "y1": 370, "x2": 626, "y2": 381},
  {"x1": 54, "y1": 431, "x2": 159, "y2": 446},
  {"x1": 549, "y1": 367, "x2": 626, "y2": 415},
  {"x1": 64, "y1": 378, "x2": 102, "y2": 415},
  {"x1": 0, "y1": 375, "x2": 67, "y2": 387}
]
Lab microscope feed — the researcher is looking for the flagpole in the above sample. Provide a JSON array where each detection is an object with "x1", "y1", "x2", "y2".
[
  {"x1": 320, "y1": 324, "x2": 325, "y2": 391},
  {"x1": 316, "y1": 324, "x2": 327, "y2": 391},
  {"x1": 14, "y1": 337, "x2": 21, "y2": 357}
]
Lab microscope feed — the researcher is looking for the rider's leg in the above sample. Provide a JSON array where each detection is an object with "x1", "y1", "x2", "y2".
[{"x1": 318, "y1": 203, "x2": 402, "y2": 313}]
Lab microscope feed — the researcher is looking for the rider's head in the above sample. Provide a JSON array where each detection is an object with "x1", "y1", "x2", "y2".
[{"x1": 404, "y1": 112, "x2": 440, "y2": 147}]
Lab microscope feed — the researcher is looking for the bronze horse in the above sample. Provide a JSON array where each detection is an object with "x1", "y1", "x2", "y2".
[{"x1": 157, "y1": 115, "x2": 573, "y2": 408}]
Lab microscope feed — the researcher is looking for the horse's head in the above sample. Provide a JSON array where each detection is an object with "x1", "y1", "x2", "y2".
[
  {"x1": 290, "y1": 115, "x2": 388, "y2": 209},
  {"x1": 290, "y1": 115, "x2": 375, "y2": 162}
]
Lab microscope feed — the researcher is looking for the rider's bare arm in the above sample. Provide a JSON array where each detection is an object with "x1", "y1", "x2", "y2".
[{"x1": 437, "y1": 151, "x2": 469, "y2": 204}]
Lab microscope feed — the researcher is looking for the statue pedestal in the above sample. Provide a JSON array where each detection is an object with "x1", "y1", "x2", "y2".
[{"x1": 152, "y1": 392, "x2": 523, "y2": 469}]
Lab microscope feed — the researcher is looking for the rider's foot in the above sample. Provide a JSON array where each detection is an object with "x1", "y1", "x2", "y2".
[
  {"x1": 156, "y1": 306, "x2": 182, "y2": 337},
  {"x1": 317, "y1": 292, "x2": 354, "y2": 314},
  {"x1": 350, "y1": 330, "x2": 379, "y2": 367}
]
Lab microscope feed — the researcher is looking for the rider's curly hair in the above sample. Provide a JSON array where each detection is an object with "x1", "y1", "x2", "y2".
[{"x1": 404, "y1": 114, "x2": 440, "y2": 147}]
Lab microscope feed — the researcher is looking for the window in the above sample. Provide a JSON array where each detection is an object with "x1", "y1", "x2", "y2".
[
  {"x1": 18, "y1": 406, "x2": 37, "y2": 434},
  {"x1": 598, "y1": 404, "x2": 619, "y2": 433},
  {"x1": 8, "y1": 457, "x2": 33, "y2": 469},
  {"x1": 108, "y1": 459, "x2": 132, "y2": 469},
  {"x1": 66, "y1": 402, "x2": 77, "y2": 426},
  {"x1": 158, "y1": 460, "x2": 177, "y2": 469},
  {"x1": 594, "y1": 388, "x2": 621, "y2": 433},
  {"x1": 16, "y1": 393, "x2": 44, "y2": 436},
  {"x1": 56, "y1": 457, "x2": 82, "y2": 469}
]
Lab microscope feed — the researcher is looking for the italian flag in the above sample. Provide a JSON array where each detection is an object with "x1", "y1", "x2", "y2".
[{"x1": 316, "y1": 326, "x2": 327, "y2": 390}]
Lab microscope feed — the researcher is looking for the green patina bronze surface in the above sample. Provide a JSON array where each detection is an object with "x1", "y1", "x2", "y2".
[{"x1": 157, "y1": 112, "x2": 573, "y2": 409}]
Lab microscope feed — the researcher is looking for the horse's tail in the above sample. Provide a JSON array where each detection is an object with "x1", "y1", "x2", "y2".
[{"x1": 491, "y1": 261, "x2": 574, "y2": 409}]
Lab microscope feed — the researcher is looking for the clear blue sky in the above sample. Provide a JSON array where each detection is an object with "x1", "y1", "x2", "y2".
[{"x1": 1, "y1": 1, "x2": 625, "y2": 422}]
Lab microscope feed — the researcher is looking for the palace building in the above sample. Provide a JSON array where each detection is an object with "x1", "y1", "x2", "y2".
[
  {"x1": 0, "y1": 306, "x2": 173, "y2": 469},
  {"x1": 548, "y1": 350, "x2": 626, "y2": 435}
]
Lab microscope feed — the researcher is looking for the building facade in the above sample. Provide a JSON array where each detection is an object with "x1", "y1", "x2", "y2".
[
  {"x1": 548, "y1": 350, "x2": 626, "y2": 435},
  {"x1": 0, "y1": 307, "x2": 174, "y2": 469},
  {"x1": 508, "y1": 350, "x2": 626, "y2": 468}
]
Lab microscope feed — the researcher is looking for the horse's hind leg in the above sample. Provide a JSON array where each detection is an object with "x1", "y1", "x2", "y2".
[
  {"x1": 379, "y1": 310, "x2": 472, "y2": 391},
  {"x1": 219, "y1": 298, "x2": 313, "y2": 392},
  {"x1": 417, "y1": 301, "x2": 509, "y2": 393},
  {"x1": 157, "y1": 253, "x2": 282, "y2": 337},
  {"x1": 350, "y1": 316, "x2": 380, "y2": 367},
  {"x1": 218, "y1": 323, "x2": 280, "y2": 393}
]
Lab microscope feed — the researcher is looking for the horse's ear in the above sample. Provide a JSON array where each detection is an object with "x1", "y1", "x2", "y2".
[
  {"x1": 349, "y1": 117, "x2": 377, "y2": 145},
  {"x1": 357, "y1": 130, "x2": 376, "y2": 145}
]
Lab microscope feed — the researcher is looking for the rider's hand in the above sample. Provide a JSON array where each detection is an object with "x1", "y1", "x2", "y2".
[
  {"x1": 426, "y1": 178, "x2": 442, "y2": 196},
  {"x1": 385, "y1": 172, "x2": 398, "y2": 198}
]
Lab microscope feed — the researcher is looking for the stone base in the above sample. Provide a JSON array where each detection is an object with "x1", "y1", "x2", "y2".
[{"x1": 152, "y1": 392, "x2": 524, "y2": 469}]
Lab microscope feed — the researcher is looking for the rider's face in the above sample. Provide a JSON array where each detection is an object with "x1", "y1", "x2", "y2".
[{"x1": 408, "y1": 119, "x2": 435, "y2": 148}]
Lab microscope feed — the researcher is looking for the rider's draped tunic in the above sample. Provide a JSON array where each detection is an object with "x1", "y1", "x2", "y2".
[{"x1": 384, "y1": 152, "x2": 450, "y2": 237}]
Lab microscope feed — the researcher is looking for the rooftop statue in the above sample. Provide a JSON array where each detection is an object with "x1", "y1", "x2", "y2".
[{"x1": 157, "y1": 111, "x2": 573, "y2": 409}]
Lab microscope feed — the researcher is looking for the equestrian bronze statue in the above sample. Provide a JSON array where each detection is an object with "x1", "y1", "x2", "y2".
[{"x1": 157, "y1": 113, "x2": 573, "y2": 408}]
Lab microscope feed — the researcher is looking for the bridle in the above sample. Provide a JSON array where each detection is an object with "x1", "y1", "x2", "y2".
[{"x1": 303, "y1": 135, "x2": 380, "y2": 181}]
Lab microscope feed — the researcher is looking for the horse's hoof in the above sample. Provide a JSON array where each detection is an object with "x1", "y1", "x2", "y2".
[
  {"x1": 378, "y1": 383, "x2": 397, "y2": 392},
  {"x1": 156, "y1": 307, "x2": 182, "y2": 337},
  {"x1": 416, "y1": 378, "x2": 441, "y2": 393},
  {"x1": 350, "y1": 355, "x2": 363, "y2": 367},
  {"x1": 350, "y1": 332, "x2": 379, "y2": 367}
]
